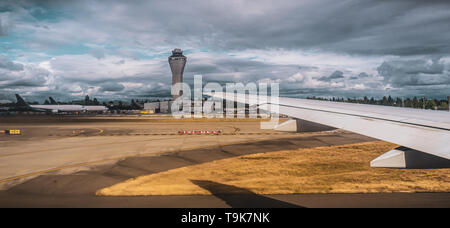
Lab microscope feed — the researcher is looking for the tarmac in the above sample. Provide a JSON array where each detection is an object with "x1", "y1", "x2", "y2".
[{"x1": 0, "y1": 116, "x2": 449, "y2": 208}]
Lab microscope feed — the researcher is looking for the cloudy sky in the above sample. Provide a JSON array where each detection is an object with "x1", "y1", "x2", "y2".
[{"x1": 1, "y1": 0, "x2": 450, "y2": 102}]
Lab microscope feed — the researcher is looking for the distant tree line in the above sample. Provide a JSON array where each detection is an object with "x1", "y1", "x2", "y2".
[
  {"x1": 104, "y1": 99, "x2": 146, "y2": 110},
  {"x1": 77, "y1": 96, "x2": 147, "y2": 110},
  {"x1": 306, "y1": 95, "x2": 449, "y2": 110},
  {"x1": 3, "y1": 94, "x2": 449, "y2": 111}
]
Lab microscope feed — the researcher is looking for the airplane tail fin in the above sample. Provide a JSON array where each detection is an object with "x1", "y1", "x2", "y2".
[
  {"x1": 49, "y1": 97, "x2": 58, "y2": 104},
  {"x1": 15, "y1": 94, "x2": 30, "y2": 107}
]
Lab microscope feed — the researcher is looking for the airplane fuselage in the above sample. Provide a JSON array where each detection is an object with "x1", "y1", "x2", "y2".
[
  {"x1": 83, "y1": 106, "x2": 109, "y2": 112},
  {"x1": 30, "y1": 105, "x2": 109, "y2": 113},
  {"x1": 30, "y1": 104, "x2": 86, "y2": 113}
]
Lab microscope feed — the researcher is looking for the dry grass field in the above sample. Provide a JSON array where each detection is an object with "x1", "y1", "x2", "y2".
[{"x1": 97, "y1": 141, "x2": 450, "y2": 196}]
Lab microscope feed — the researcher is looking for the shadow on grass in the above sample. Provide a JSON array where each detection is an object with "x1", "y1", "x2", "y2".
[{"x1": 190, "y1": 180, "x2": 304, "y2": 208}]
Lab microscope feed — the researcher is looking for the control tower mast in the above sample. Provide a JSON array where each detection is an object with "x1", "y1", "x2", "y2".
[{"x1": 168, "y1": 48, "x2": 187, "y2": 100}]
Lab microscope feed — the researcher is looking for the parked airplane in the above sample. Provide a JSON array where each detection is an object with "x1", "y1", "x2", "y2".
[
  {"x1": 84, "y1": 105, "x2": 109, "y2": 112},
  {"x1": 15, "y1": 94, "x2": 108, "y2": 113},
  {"x1": 205, "y1": 92, "x2": 450, "y2": 169},
  {"x1": 48, "y1": 96, "x2": 108, "y2": 112}
]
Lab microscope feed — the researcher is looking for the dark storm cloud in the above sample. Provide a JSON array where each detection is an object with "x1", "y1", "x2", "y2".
[
  {"x1": 2, "y1": 0, "x2": 450, "y2": 100},
  {"x1": 379, "y1": 58, "x2": 444, "y2": 76},
  {"x1": 170, "y1": 0, "x2": 450, "y2": 55},
  {"x1": 0, "y1": 56, "x2": 23, "y2": 71},
  {"x1": 0, "y1": 69, "x2": 48, "y2": 89},
  {"x1": 358, "y1": 72, "x2": 370, "y2": 78},
  {"x1": 60, "y1": 71, "x2": 165, "y2": 86},
  {"x1": 0, "y1": 61, "x2": 49, "y2": 93},
  {"x1": 131, "y1": 89, "x2": 171, "y2": 99},
  {"x1": 115, "y1": 60, "x2": 125, "y2": 65},
  {"x1": 184, "y1": 54, "x2": 301, "y2": 83},
  {"x1": 318, "y1": 71, "x2": 344, "y2": 81},
  {"x1": 90, "y1": 49, "x2": 105, "y2": 60},
  {"x1": 349, "y1": 72, "x2": 370, "y2": 80},
  {"x1": 99, "y1": 82, "x2": 124, "y2": 92},
  {"x1": 148, "y1": 1, "x2": 447, "y2": 55},
  {"x1": 377, "y1": 57, "x2": 450, "y2": 87},
  {"x1": 1, "y1": 79, "x2": 40, "y2": 88},
  {"x1": 0, "y1": 18, "x2": 7, "y2": 36},
  {"x1": 11, "y1": 0, "x2": 450, "y2": 56}
]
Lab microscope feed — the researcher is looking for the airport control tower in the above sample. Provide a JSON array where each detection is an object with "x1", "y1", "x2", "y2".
[{"x1": 168, "y1": 48, "x2": 187, "y2": 100}]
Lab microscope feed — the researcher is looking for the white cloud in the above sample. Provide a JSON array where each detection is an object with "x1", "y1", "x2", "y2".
[
  {"x1": 351, "y1": 83, "x2": 366, "y2": 90},
  {"x1": 1, "y1": 0, "x2": 450, "y2": 100},
  {"x1": 287, "y1": 72, "x2": 305, "y2": 82}
]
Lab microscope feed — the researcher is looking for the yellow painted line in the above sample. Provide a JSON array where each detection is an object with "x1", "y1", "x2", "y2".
[
  {"x1": 94, "y1": 128, "x2": 104, "y2": 135},
  {"x1": 3, "y1": 129, "x2": 21, "y2": 135},
  {"x1": 72, "y1": 128, "x2": 103, "y2": 136}
]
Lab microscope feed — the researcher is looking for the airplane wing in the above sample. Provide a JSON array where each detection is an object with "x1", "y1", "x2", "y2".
[{"x1": 205, "y1": 92, "x2": 450, "y2": 168}]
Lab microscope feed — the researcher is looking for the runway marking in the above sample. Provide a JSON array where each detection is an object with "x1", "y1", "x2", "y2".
[
  {"x1": 94, "y1": 128, "x2": 104, "y2": 135},
  {"x1": 69, "y1": 128, "x2": 103, "y2": 136}
]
